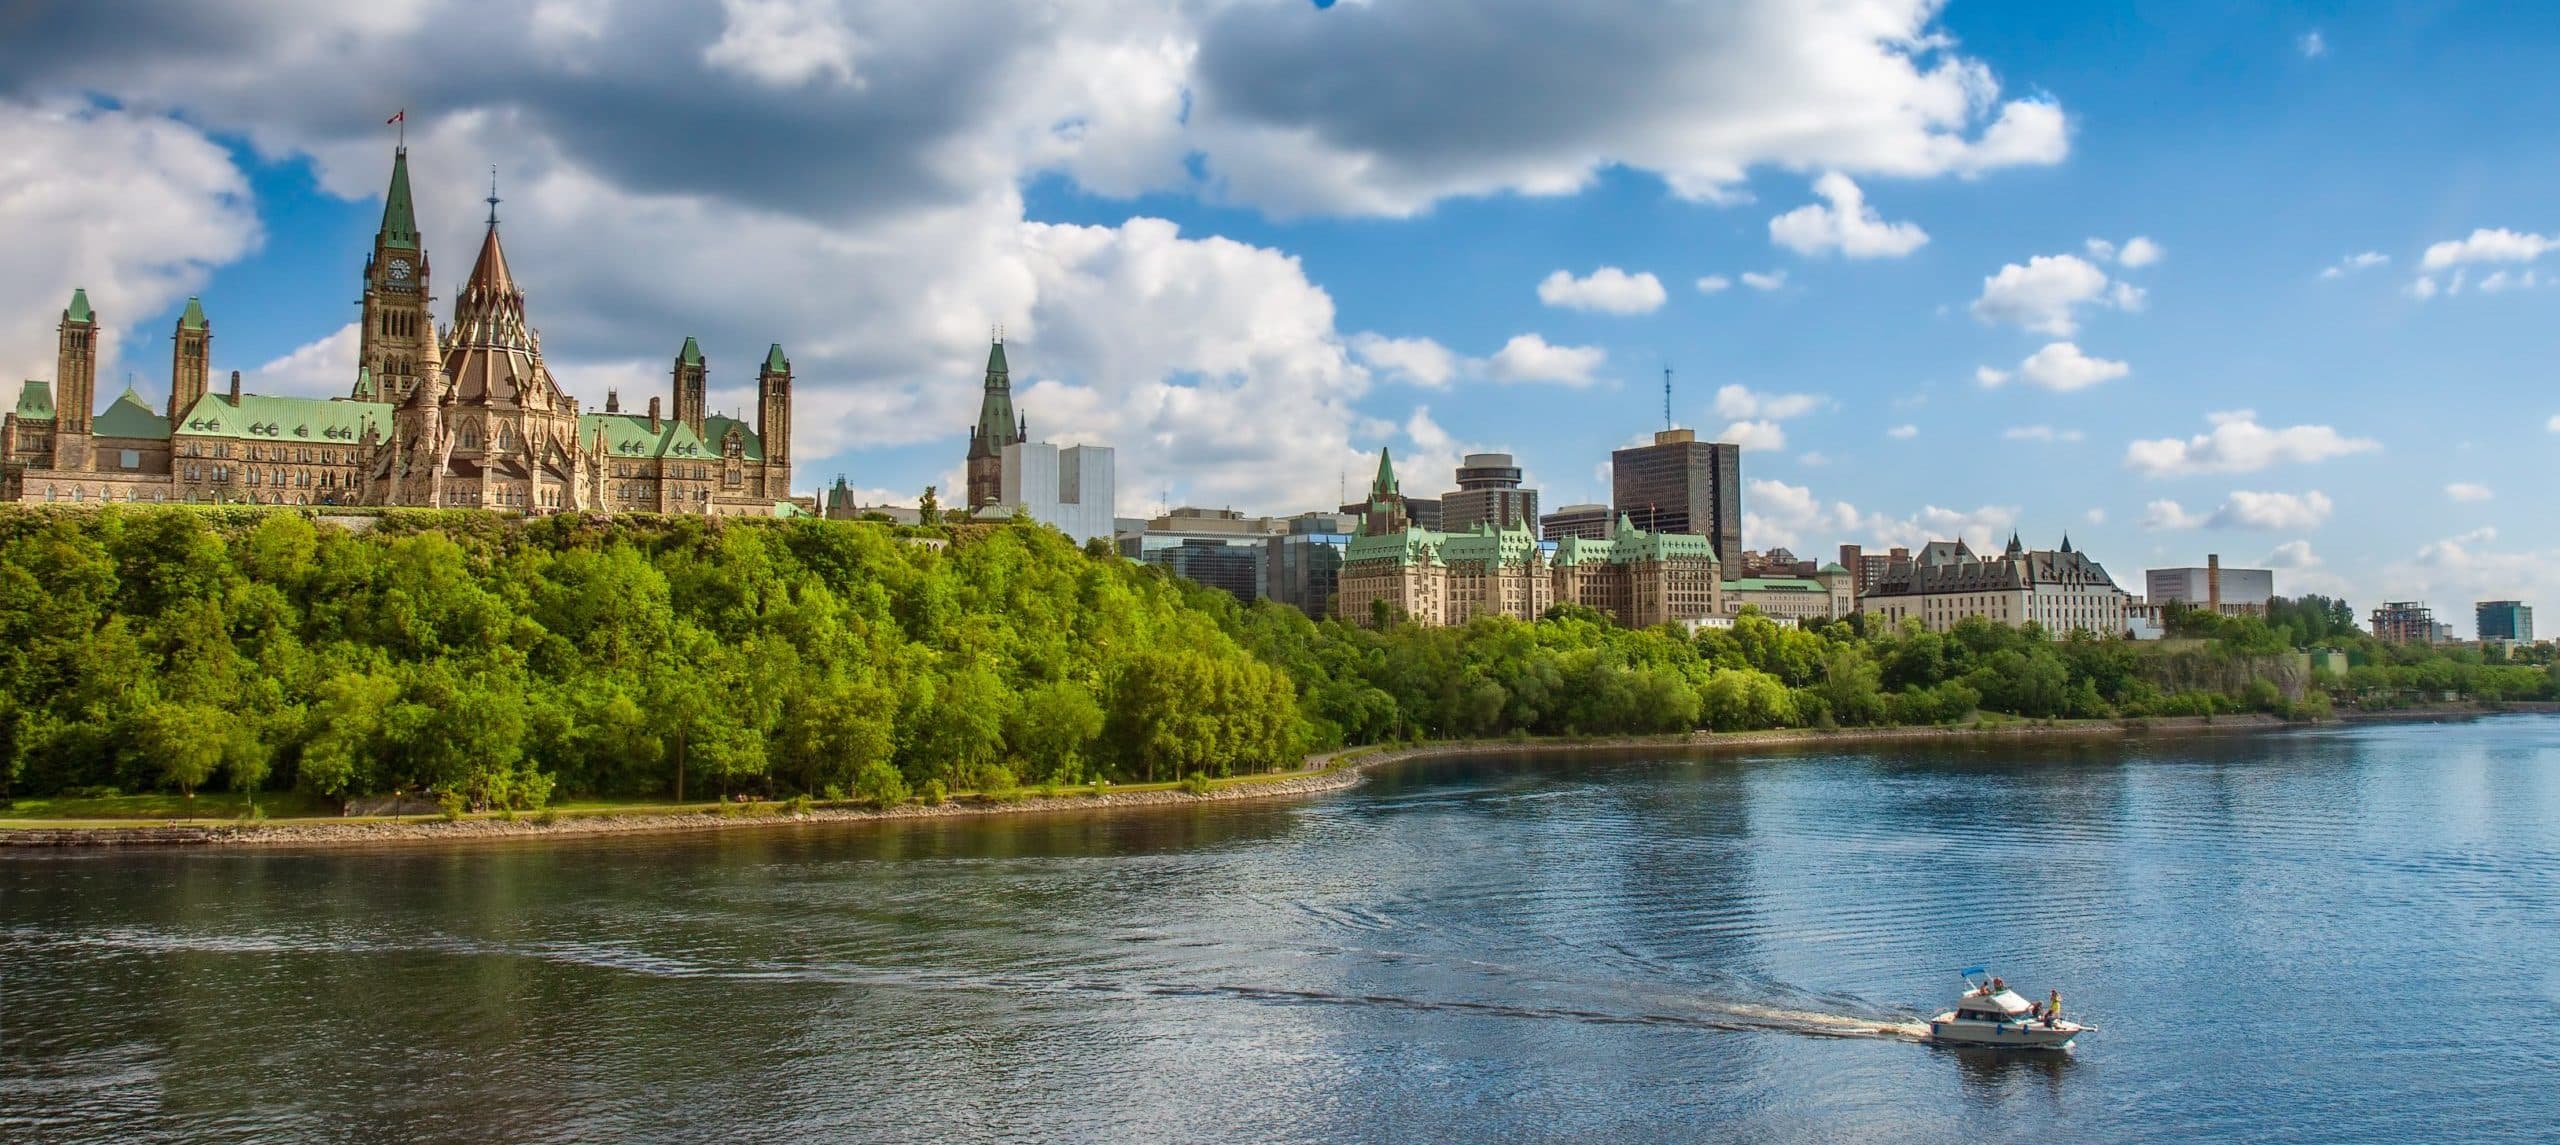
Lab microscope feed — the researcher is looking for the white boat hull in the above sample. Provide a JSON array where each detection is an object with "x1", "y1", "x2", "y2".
[{"x1": 1927, "y1": 1012, "x2": 2082, "y2": 1049}]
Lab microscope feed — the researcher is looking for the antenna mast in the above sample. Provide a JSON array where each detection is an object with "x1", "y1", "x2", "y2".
[{"x1": 1662, "y1": 366, "x2": 1674, "y2": 430}]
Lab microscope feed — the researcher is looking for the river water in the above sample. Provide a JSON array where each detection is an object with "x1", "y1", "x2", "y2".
[{"x1": 5, "y1": 717, "x2": 2558, "y2": 1143}]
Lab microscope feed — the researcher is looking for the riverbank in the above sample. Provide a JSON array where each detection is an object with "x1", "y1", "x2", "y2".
[{"x1": 4, "y1": 707, "x2": 2535, "y2": 849}]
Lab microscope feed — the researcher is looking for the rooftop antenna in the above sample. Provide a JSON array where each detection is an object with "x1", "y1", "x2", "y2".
[
  {"x1": 1663, "y1": 365, "x2": 1674, "y2": 431},
  {"x1": 485, "y1": 167, "x2": 500, "y2": 227}
]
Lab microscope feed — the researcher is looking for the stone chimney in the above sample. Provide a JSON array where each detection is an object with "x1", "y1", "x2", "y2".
[
  {"x1": 2207, "y1": 553, "x2": 2222, "y2": 614},
  {"x1": 647, "y1": 396, "x2": 662, "y2": 433},
  {"x1": 228, "y1": 370, "x2": 242, "y2": 402},
  {"x1": 606, "y1": 388, "x2": 621, "y2": 414}
]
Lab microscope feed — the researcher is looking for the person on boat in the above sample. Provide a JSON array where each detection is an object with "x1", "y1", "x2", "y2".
[
  {"x1": 1990, "y1": 976, "x2": 2006, "y2": 995},
  {"x1": 2045, "y1": 990, "x2": 2063, "y2": 1028}
]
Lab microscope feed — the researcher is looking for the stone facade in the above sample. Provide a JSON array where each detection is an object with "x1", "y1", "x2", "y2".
[
  {"x1": 1335, "y1": 449, "x2": 1721, "y2": 630},
  {"x1": 2, "y1": 147, "x2": 793, "y2": 515},
  {"x1": 1861, "y1": 536, "x2": 2131, "y2": 637},
  {"x1": 964, "y1": 341, "x2": 1022, "y2": 510}
]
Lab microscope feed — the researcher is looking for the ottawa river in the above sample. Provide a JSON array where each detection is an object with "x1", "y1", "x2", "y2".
[{"x1": 5, "y1": 716, "x2": 2559, "y2": 1143}]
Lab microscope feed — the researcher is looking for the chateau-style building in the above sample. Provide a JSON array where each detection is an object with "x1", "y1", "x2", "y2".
[
  {"x1": 1336, "y1": 449, "x2": 1724, "y2": 629},
  {"x1": 1860, "y1": 535, "x2": 2130, "y2": 636},
  {"x1": 2, "y1": 147, "x2": 795, "y2": 515}
]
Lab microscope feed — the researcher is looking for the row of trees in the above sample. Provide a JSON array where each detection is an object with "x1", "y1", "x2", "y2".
[{"x1": 2, "y1": 508, "x2": 2548, "y2": 808}]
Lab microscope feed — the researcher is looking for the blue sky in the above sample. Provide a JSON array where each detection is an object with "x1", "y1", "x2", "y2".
[{"x1": 0, "y1": 1, "x2": 2553, "y2": 632}]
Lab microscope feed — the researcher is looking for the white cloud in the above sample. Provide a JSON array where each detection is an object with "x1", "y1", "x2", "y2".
[
  {"x1": 2445, "y1": 482, "x2": 2494, "y2": 503},
  {"x1": 2083, "y1": 508, "x2": 2106, "y2": 525},
  {"x1": 1537, "y1": 266, "x2": 1667, "y2": 314},
  {"x1": 2549, "y1": 414, "x2": 2560, "y2": 433},
  {"x1": 2420, "y1": 228, "x2": 2556, "y2": 271},
  {"x1": 1713, "y1": 383, "x2": 1826, "y2": 421},
  {"x1": 1974, "y1": 366, "x2": 2010, "y2": 386},
  {"x1": 1970, "y1": 253, "x2": 2134, "y2": 336},
  {"x1": 1796, "y1": 451, "x2": 1830, "y2": 466},
  {"x1": 2477, "y1": 269, "x2": 2542, "y2": 293},
  {"x1": 2298, "y1": 30, "x2": 2327, "y2": 59},
  {"x1": 2125, "y1": 410, "x2": 2380, "y2": 476},
  {"x1": 2404, "y1": 276, "x2": 2441, "y2": 301},
  {"x1": 1485, "y1": 333, "x2": 1606, "y2": 386},
  {"x1": 1351, "y1": 333, "x2": 1459, "y2": 388},
  {"x1": 2321, "y1": 251, "x2": 2388, "y2": 279},
  {"x1": 1744, "y1": 477, "x2": 2017, "y2": 553},
  {"x1": 1695, "y1": 274, "x2": 1732, "y2": 294},
  {"x1": 1741, "y1": 269, "x2": 1788, "y2": 292},
  {"x1": 1718, "y1": 419, "x2": 1787, "y2": 451},
  {"x1": 2010, "y1": 341, "x2": 2130, "y2": 392},
  {"x1": 2142, "y1": 491, "x2": 2334, "y2": 531},
  {"x1": 1767, "y1": 172, "x2": 1928, "y2": 258},
  {"x1": 2117, "y1": 236, "x2": 2162, "y2": 267},
  {"x1": 703, "y1": 0, "x2": 863, "y2": 89},
  {"x1": 2384, "y1": 531, "x2": 2560, "y2": 627},
  {"x1": 245, "y1": 323, "x2": 363, "y2": 398},
  {"x1": 2003, "y1": 425, "x2": 2084, "y2": 443},
  {"x1": 0, "y1": 100, "x2": 261, "y2": 387},
  {"x1": 1886, "y1": 424, "x2": 1918, "y2": 439},
  {"x1": 2262, "y1": 540, "x2": 2321, "y2": 569}
]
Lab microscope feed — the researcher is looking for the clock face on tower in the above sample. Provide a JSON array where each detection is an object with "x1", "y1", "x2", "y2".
[{"x1": 387, "y1": 257, "x2": 413, "y2": 284}]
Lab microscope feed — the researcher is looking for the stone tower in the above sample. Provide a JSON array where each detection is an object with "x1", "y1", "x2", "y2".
[
  {"x1": 169, "y1": 297, "x2": 211, "y2": 421},
  {"x1": 358, "y1": 146, "x2": 435, "y2": 403},
  {"x1": 757, "y1": 343, "x2": 792, "y2": 498},
  {"x1": 964, "y1": 338, "x2": 1018, "y2": 509},
  {"x1": 53, "y1": 289, "x2": 98, "y2": 468},
  {"x1": 671, "y1": 337, "x2": 707, "y2": 436}
]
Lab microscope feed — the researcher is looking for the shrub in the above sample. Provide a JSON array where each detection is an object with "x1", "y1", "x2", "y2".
[
  {"x1": 852, "y1": 760, "x2": 908, "y2": 808},
  {"x1": 1178, "y1": 773, "x2": 1213, "y2": 796},
  {"x1": 921, "y1": 779, "x2": 947, "y2": 806}
]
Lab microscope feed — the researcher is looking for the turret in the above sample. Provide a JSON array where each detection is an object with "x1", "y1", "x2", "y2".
[
  {"x1": 359, "y1": 145, "x2": 434, "y2": 402},
  {"x1": 757, "y1": 343, "x2": 791, "y2": 490},
  {"x1": 169, "y1": 297, "x2": 211, "y2": 421},
  {"x1": 672, "y1": 337, "x2": 707, "y2": 434},
  {"x1": 55, "y1": 289, "x2": 98, "y2": 451},
  {"x1": 965, "y1": 336, "x2": 1017, "y2": 509}
]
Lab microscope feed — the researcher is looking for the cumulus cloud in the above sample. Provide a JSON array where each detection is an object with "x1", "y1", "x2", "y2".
[
  {"x1": 1744, "y1": 477, "x2": 2016, "y2": 553},
  {"x1": 702, "y1": 0, "x2": 863, "y2": 89},
  {"x1": 2003, "y1": 425, "x2": 2084, "y2": 443},
  {"x1": 1741, "y1": 270, "x2": 1789, "y2": 292},
  {"x1": 2125, "y1": 411, "x2": 2380, "y2": 476},
  {"x1": 1768, "y1": 172, "x2": 1928, "y2": 258},
  {"x1": 1970, "y1": 253, "x2": 2142, "y2": 336},
  {"x1": 2085, "y1": 235, "x2": 2161, "y2": 267},
  {"x1": 1537, "y1": 266, "x2": 1667, "y2": 314},
  {"x1": 1712, "y1": 384, "x2": 1826, "y2": 421},
  {"x1": 2262, "y1": 540, "x2": 2321, "y2": 569},
  {"x1": 0, "y1": 100, "x2": 260, "y2": 386},
  {"x1": 2384, "y1": 530, "x2": 2560, "y2": 627},
  {"x1": 2143, "y1": 491, "x2": 2334, "y2": 531},
  {"x1": 1886, "y1": 424, "x2": 1918, "y2": 439},
  {"x1": 2321, "y1": 251, "x2": 2388, "y2": 279},
  {"x1": 1485, "y1": 333, "x2": 1606, "y2": 386},
  {"x1": 1350, "y1": 333, "x2": 1459, "y2": 388},
  {"x1": 2410, "y1": 229, "x2": 2560, "y2": 299},
  {"x1": 1994, "y1": 342, "x2": 2129, "y2": 392},
  {"x1": 245, "y1": 323, "x2": 363, "y2": 399},
  {"x1": 2298, "y1": 30, "x2": 2327, "y2": 59},
  {"x1": 1718, "y1": 420, "x2": 1787, "y2": 451},
  {"x1": 2445, "y1": 482, "x2": 2494, "y2": 503},
  {"x1": 1695, "y1": 274, "x2": 1732, "y2": 294}
]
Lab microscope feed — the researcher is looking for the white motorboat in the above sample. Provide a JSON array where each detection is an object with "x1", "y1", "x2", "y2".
[{"x1": 1926, "y1": 967, "x2": 2087, "y2": 1049}]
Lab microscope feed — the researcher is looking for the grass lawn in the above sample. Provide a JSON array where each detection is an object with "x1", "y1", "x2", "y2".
[{"x1": 0, "y1": 789, "x2": 338, "y2": 822}]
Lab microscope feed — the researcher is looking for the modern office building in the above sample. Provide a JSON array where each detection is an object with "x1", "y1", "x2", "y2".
[
  {"x1": 1440, "y1": 452, "x2": 1539, "y2": 536},
  {"x1": 1541, "y1": 502, "x2": 1613, "y2": 541},
  {"x1": 1611, "y1": 428, "x2": 1742, "y2": 567},
  {"x1": 2145, "y1": 555, "x2": 2274, "y2": 616},
  {"x1": 2369, "y1": 601, "x2": 2437, "y2": 644},
  {"x1": 1144, "y1": 539, "x2": 1262, "y2": 601},
  {"x1": 2476, "y1": 600, "x2": 2534, "y2": 644},
  {"x1": 996, "y1": 439, "x2": 1115, "y2": 544},
  {"x1": 1264, "y1": 514, "x2": 1355, "y2": 619},
  {"x1": 1860, "y1": 535, "x2": 2131, "y2": 637},
  {"x1": 1721, "y1": 569, "x2": 1857, "y2": 624}
]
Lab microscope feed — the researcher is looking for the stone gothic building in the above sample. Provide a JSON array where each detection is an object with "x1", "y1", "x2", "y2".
[
  {"x1": 963, "y1": 339, "x2": 1024, "y2": 509},
  {"x1": 1334, "y1": 448, "x2": 1724, "y2": 629},
  {"x1": 2, "y1": 146, "x2": 795, "y2": 515}
]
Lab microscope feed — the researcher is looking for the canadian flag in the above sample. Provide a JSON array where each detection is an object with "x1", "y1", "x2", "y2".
[{"x1": 387, "y1": 109, "x2": 405, "y2": 125}]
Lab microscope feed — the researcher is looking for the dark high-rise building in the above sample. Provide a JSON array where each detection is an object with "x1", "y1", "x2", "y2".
[
  {"x1": 1440, "y1": 452, "x2": 1539, "y2": 536},
  {"x1": 2477, "y1": 600, "x2": 2534, "y2": 643},
  {"x1": 1145, "y1": 539, "x2": 1262, "y2": 602},
  {"x1": 1542, "y1": 503, "x2": 1614, "y2": 541},
  {"x1": 1612, "y1": 428, "x2": 1741, "y2": 567}
]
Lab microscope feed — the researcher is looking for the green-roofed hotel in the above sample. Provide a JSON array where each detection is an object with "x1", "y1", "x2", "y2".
[{"x1": 3, "y1": 147, "x2": 796, "y2": 515}]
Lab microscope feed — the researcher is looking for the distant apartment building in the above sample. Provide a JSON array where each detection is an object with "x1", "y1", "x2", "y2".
[
  {"x1": 2369, "y1": 601, "x2": 2437, "y2": 644},
  {"x1": 1722, "y1": 569, "x2": 1856, "y2": 625},
  {"x1": 1440, "y1": 452, "x2": 1540, "y2": 537},
  {"x1": 2145, "y1": 555, "x2": 2274, "y2": 616},
  {"x1": 1611, "y1": 428, "x2": 1742, "y2": 567},
  {"x1": 1861, "y1": 535, "x2": 2131, "y2": 637},
  {"x1": 1736, "y1": 547, "x2": 1818, "y2": 578},
  {"x1": 1837, "y1": 544, "x2": 1906, "y2": 598},
  {"x1": 2476, "y1": 600, "x2": 2534, "y2": 644},
  {"x1": 1541, "y1": 502, "x2": 1614, "y2": 541}
]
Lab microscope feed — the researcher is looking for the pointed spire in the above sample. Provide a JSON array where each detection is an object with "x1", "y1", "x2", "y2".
[
  {"x1": 65, "y1": 288, "x2": 92, "y2": 324},
  {"x1": 1371, "y1": 446, "x2": 1399, "y2": 497},
  {"x1": 177, "y1": 297, "x2": 208, "y2": 332},
  {"x1": 679, "y1": 337, "x2": 704, "y2": 368},
  {"x1": 763, "y1": 343, "x2": 788, "y2": 373},
  {"x1": 380, "y1": 147, "x2": 420, "y2": 250},
  {"x1": 985, "y1": 337, "x2": 1009, "y2": 381},
  {"x1": 352, "y1": 365, "x2": 375, "y2": 402}
]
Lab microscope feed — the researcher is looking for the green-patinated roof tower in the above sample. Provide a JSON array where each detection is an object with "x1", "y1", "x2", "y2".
[{"x1": 380, "y1": 148, "x2": 420, "y2": 251}]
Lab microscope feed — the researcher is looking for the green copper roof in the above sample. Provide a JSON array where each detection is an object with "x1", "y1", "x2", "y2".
[
  {"x1": 1723, "y1": 577, "x2": 1830, "y2": 593},
  {"x1": 15, "y1": 380, "x2": 55, "y2": 420},
  {"x1": 1551, "y1": 520, "x2": 1720, "y2": 567},
  {"x1": 65, "y1": 289, "x2": 93, "y2": 324},
  {"x1": 1372, "y1": 446, "x2": 1398, "y2": 496},
  {"x1": 380, "y1": 148, "x2": 420, "y2": 250},
  {"x1": 350, "y1": 366, "x2": 376, "y2": 401},
  {"x1": 93, "y1": 388, "x2": 170, "y2": 439},
  {"x1": 580, "y1": 412, "x2": 762, "y2": 462},
  {"x1": 973, "y1": 339, "x2": 1017, "y2": 450},
  {"x1": 177, "y1": 297, "x2": 208, "y2": 332},
  {"x1": 986, "y1": 340, "x2": 1009, "y2": 377},
  {"x1": 763, "y1": 343, "x2": 789, "y2": 374},
  {"x1": 678, "y1": 337, "x2": 705, "y2": 368},
  {"x1": 176, "y1": 393, "x2": 391, "y2": 444}
]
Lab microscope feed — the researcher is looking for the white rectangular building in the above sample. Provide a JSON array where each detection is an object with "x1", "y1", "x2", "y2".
[
  {"x1": 2146, "y1": 561, "x2": 2274, "y2": 612},
  {"x1": 999, "y1": 440, "x2": 1115, "y2": 545}
]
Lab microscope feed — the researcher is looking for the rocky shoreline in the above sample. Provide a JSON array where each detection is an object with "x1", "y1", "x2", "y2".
[{"x1": 1, "y1": 709, "x2": 2511, "y2": 850}]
